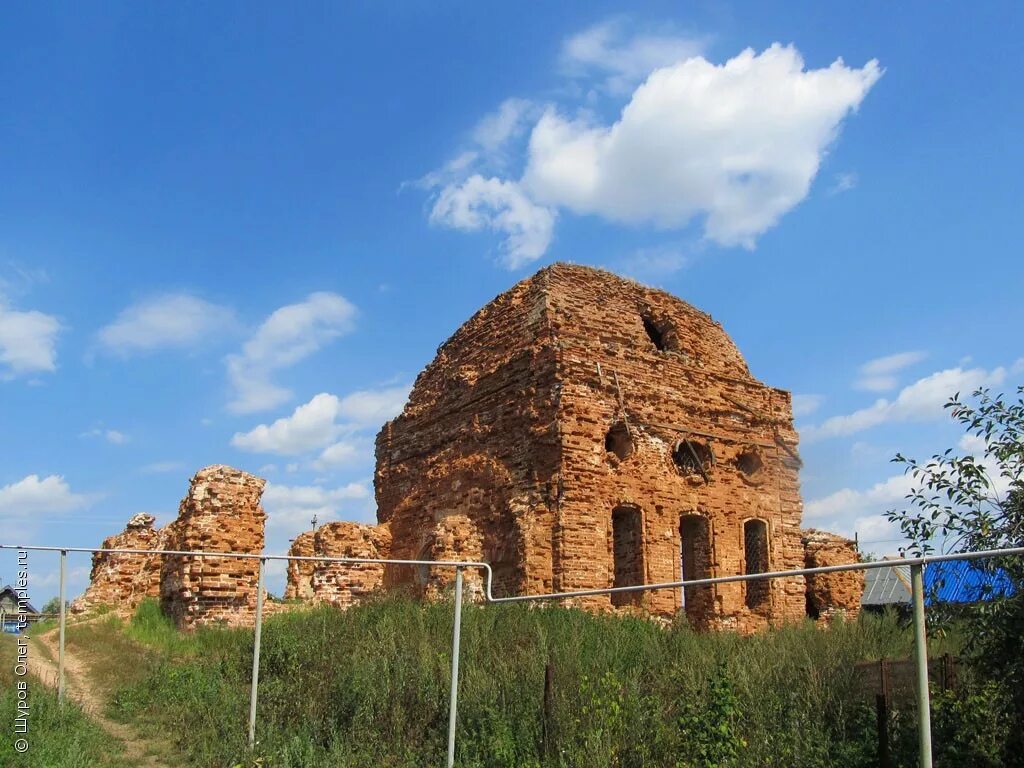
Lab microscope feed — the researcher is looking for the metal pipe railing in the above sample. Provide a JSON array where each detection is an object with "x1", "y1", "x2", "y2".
[{"x1": 5, "y1": 541, "x2": 1022, "y2": 768}]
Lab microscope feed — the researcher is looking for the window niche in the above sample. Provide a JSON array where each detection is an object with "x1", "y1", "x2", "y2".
[
  {"x1": 673, "y1": 439, "x2": 714, "y2": 480},
  {"x1": 743, "y1": 519, "x2": 770, "y2": 610},
  {"x1": 679, "y1": 514, "x2": 712, "y2": 622},
  {"x1": 735, "y1": 448, "x2": 764, "y2": 479},
  {"x1": 642, "y1": 315, "x2": 667, "y2": 351},
  {"x1": 604, "y1": 421, "x2": 634, "y2": 462},
  {"x1": 611, "y1": 505, "x2": 644, "y2": 607}
]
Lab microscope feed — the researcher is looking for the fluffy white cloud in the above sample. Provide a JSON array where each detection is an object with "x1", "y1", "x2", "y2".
[
  {"x1": 262, "y1": 481, "x2": 372, "y2": 530},
  {"x1": 561, "y1": 18, "x2": 705, "y2": 94},
  {"x1": 98, "y1": 293, "x2": 234, "y2": 354},
  {"x1": 336, "y1": 384, "x2": 413, "y2": 426},
  {"x1": 226, "y1": 293, "x2": 357, "y2": 413},
  {"x1": 472, "y1": 98, "x2": 537, "y2": 154},
  {"x1": 854, "y1": 350, "x2": 927, "y2": 392},
  {"x1": 805, "y1": 473, "x2": 913, "y2": 520},
  {"x1": 231, "y1": 385, "x2": 410, "y2": 457},
  {"x1": 524, "y1": 45, "x2": 881, "y2": 247},
  {"x1": 425, "y1": 37, "x2": 881, "y2": 267},
  {"x1": 0, "y1": 297, "x2": 60, "y2": 378},
  {"x1": 232, "y1": 393, "x2": 344, "y2": 455},
  {"x1": 802, "y1": 364, "x2": 1007, "y2": 441},
  {"x1": 313, "y1": 439, "x2": 370, "y2": 471},
  {"x1": 430, "y1": 176, "x2": 557, "y2": 269},
  {"x1": 804, "y1": 474, "x2": 915, "y2": 553},
  {"x1": 0, "y1": 474, "x2": 90, "y2": 518}
]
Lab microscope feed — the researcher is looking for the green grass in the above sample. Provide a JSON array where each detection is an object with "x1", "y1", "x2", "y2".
[
  {"x1": 105, "y1": 598, "x2": 1006, "y2": 768},
  {"x1": 0, "y1": 633, "x2": 130, "y2": 768}
]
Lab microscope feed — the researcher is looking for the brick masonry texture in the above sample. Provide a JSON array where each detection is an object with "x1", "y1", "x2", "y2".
[
  {"x1": 70, "y1": 513, "x2": 167, "y2": 616},
  {"x1": 76, "y1": 265, "x2": 863, "y2": 631},
  {"x1": 802, "y1": 529, "x2": 864, "y2": 624},
  {"x1": 370, "y1": 263, "x2": 852, "y2": 630},
  {"x1": 160, "y1": 465, "x2": 267, "y2": 629}
]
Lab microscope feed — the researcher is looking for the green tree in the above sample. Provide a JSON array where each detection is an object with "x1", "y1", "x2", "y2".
[
  {"x1": 41, "y1": 596, "x2": 64, "y2": 615},
  {"x1": 886, "y1": 385, "x2": 1024, "y2": 764}
]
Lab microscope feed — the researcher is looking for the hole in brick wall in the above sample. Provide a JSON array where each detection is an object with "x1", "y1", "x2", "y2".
[
  {"x1": 604, "y1": 421, "x2": 633, "y2": 461},
  {"x1": 642, "y1": 315, "x2": 667, "y2": 351},
  {"x1": 611, "y1": 505, "x2": 644, "y2": 607},
  {"x1": 736, "y1": 449, "x2": 763, "y2": 477},
  {"x1": 744, "y1": 519, "x2": 770, "y2": 610},
  {"x1": 679, "y1": 514, "x2": 712, "y2": 623},
  {"x1": 673, "y1": 439, "x2": 713, "y2": 479}
]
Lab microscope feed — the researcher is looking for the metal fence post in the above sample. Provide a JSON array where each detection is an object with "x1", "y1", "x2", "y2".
[
  {"x1": 446, "y1": 566, "x2": 464, "y2": 768},
  {"x1": 911, "y1": 563, "x2": 933, "y2": 768},
  {"x1": 248, "y1": 557, "x2": 266, "y2": 750},
  {"x1": 58, "y1": 549, "x2": 67, "y2": 704}
]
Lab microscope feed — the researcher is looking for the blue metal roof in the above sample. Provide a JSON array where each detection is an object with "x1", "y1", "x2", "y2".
[{"x1": 923, "y1": 559, "x2": 1016, "y2": 605}]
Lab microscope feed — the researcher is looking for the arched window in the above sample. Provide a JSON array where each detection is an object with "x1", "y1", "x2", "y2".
[
  {"x1": 743, "y1": 519, "x2": 770, "y2": 610},
  {"x1": 611, "y1": 505, "x2": 644, "y2": 607},
  {"x1": 679, "y1": 514, "x2": 712, "y2": 622}
]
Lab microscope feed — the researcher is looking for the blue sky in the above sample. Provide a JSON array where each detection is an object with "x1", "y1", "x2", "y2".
[{"x1": 2, "y1": 2, "x2": 1022, "y2": 601}]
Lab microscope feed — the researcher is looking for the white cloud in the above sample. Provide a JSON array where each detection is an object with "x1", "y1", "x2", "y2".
[
  {"x1": 524, "y1": 45, "x2": 881, "y2": 248},
  {"x1": 805, "y1": 473, "x2": 915, "y2": 553},
  {"x1": 561, "y1": 18, "x2": 705, "y2": 94},
  {"x1": 231, "y1": 385, "x2": 410, "y2": 457},
  {"x1": 472, "y1": 98, "x2": 537, "y2": 154},
  {"x1": 430, "y1": 176, "x2": 557, "y2": 269},
  {"x1": 792, "y1": 394, "x2": 825, "y2": 417},
  {"x1": 805, "y1": 473, "x2": 913, "y2": 520},
  {"x1": 0, "y1": 474, "x2": 90, "y2": 518},
  {"x1": 802, "y1": 364, "x2": 1007, "y2": 441},
  {"x1": 313, "y1": 439, "x2": 369, "y2": 471},
  {"x1": 81, "y1": 428, "x2": 130, "y2": 445},
  {"x1": 232, "y1": 393, "x2": 344, "y2": 455},
  {"x1": 425, "y1": 40, "x2": 881, "y2": 266},
  {"x1": 98, "y1": 293, "x2": 234, "y2": 355},
  {"x1": 0, "y1": 297, "x2": 60, "y2": 378},
  {"x1": 226, "y1": 293, "x2": 357, "y2": 413},
  {"x1": 854, "y1": 350, "x2": 926, "y2": 392},
  {"x1": 336, "y1": 385, "x2": 412, "y2": 426},
  {"x1": 262, "y1": 481, "x2": 372, "y2": 530}
]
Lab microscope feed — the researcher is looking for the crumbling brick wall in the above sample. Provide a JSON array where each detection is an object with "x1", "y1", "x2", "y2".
[
  {"x1": 803, "y1": 529, "x2": 864, "y2": 623},
  {"x1": 375, "y1": 263, "x2": 809, "y2": 630},
  {"x1": 70, "y1": 513, "x2": 167, "y2": 615},
  {"x1": 307, "y1": 522, "x2": 392, "y2": 608},
  {"x1": 160, "y1": 465, "x2": 267, "y2": 629},
  {"x1": 284, "y1": 530, "x2": 316, "y2": 601}
]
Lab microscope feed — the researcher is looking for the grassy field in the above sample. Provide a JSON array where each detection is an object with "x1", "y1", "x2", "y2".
[
  {"x1": 8, "y1": 598, "x2": 1015, "y2": 768},
  {"x1": 0, "y1": 632, "x2": 130, "y2": 768},
  {"x1": 91, "y1": 597, "x2": 1003, "y2": 768}
]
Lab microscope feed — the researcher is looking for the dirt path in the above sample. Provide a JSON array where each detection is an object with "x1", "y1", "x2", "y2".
[{"x1": 28, "y1": 622, "x2": 178, "y2": 768}]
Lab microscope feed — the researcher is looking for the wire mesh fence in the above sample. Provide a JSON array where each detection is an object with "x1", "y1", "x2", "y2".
[{"x1": 3, "y1": 542, "x2": 1022, "y2": 768}]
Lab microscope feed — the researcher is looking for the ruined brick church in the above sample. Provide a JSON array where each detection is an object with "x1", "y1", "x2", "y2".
[{"x1": 74, "y1": 264, "x2": 862, "y2": 631}]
